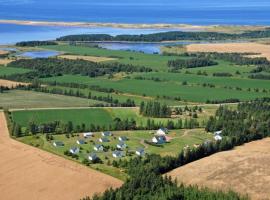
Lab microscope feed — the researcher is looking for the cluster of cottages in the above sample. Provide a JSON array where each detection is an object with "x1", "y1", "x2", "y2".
[
  {"x1": 53, "y1": 131, "x2": 145, "y2": 162},
  {"x1": 151, "y1": 128, "x2": 169, "y2": 144}
]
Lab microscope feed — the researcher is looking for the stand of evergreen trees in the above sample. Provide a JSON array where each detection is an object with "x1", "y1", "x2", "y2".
[
  {"x1": 10, "y1": 117, "x2": 200, "y2": 137},
  {"x1": 140, "y1": 101, "x2": 171, "y2": 118},
  {"x1": 57, "y1": 29, "x2": 270, "y2": 42},
  {"x1": 7, "y1": 58, "x2": 152, "y2": 78},
  {"x1": 168, "y1": 58, "x2": 218, "y2": 70},
  {"x1": 15, "y1": 41, "x2": 57, "y2": 47}
]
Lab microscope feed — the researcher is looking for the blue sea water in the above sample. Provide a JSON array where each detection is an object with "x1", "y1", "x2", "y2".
[
  {"x1": 0, "y1": 0, "x2": 270, "y2": 45},
  {"x1": 0, "y1": 0, "x2": 270, "y2": 25}
]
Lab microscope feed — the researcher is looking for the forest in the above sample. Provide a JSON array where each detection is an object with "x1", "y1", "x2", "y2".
[
  {"x1": 57, "y1": 29, "x2": 270, "y2": 42},
  {"x1": 168, "y1": 57, "x2": 218, "y2": 70},
  {"x1": 15, "y1": 41, "x2": 57, "y2": 47},
  {"x1": 7, "y1": 58, "x2": 152, "y2": 78}
]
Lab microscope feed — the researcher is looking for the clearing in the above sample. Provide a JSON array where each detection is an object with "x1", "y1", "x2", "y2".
[
  {"x1": 0, "y1": 112, "x2": 122, "y2": 200},
  {"x1": 58, "y1": 54, "x2": 117, "y2": 62},
  {"x1": 167, "y1": 138, "x2": 270, "y2": 200},
  {"x1": 186, "y1": 42, "x2": 270, "y2": 61}
]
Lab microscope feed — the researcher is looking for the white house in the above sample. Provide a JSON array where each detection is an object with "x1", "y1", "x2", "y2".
[
  {"x1": 94, "y1": 144, "x2": 104, "y2": 152},
  {"x1": 136, "y1": 148, "x2": 145, "y2": 156},
  {"x1": 99, "y1": 137, "x2": 110, "y2": 143},
  {"x1": 88, "y1": 153, "x2": 98, "y2": 161},
  {"x1": 112, "y1": 151, "x2": 124, "y2": 158},
  {"x1": 53, "y1": 141, "x2": 64, "y2": 147},
  {"x1": 214, "y1": 130, "x2": 223, "y2": 136},
  {"x1": 214, "y1": 135, "x2": 223, "y2": 141},
  {"x1": 152, "y1": 135, "x2": 166, "y2": 144},
  {"x1": 76, "y1": 139, "x2": 85, "y2": 145},
  {"x1": 83, "y1": 132, "x2": 93, "y2": 138},
  {"x1": 117, "y1": 142, "x2": 127, "y2": 150},
  {"x1": 118, "y1": 136, "x2": 128, "y2": 142},
  {"x1": 156, "y1": 128, "x2": 168, "y2": 136},
  {"x1": 69, "y1": 147, "x2": 80, "y2": 154},
  {"x1": 102, "y1": 131, "x2": 112, "y2": 137}
]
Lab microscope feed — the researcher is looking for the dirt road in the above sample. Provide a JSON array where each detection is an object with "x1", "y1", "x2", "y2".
[
  {"x1": 0, "y1": 112, "x2": 122, "y2": 200},
  {"x1": 167, "y1": 138, "x2": 270, "y2": 200}
]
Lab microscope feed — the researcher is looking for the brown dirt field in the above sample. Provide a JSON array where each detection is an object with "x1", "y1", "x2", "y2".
[
  {"x1": 0, "y1": 58, "x2": 15, "y2": 65},
  {"x1": 0, "y1": 79, "x2": 29, "y2": 88},
  {"x1": 0, "y1": 50, "x2": 8, "y2": 55},
  {"x1": 58, "y1": 55, "x2": 117, "y2": 62},
  {"x1": 186, "y1": 42, "x2": 270, "y2": 61},
  {"x1": 167, "y1": 138, "x2": 270, "y2": 200},
  {"x1": 0, "y1": 112, "x2": 122, "y2": 200}
]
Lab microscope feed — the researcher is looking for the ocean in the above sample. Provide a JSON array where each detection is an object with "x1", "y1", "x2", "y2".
[
  {"x1": 0, "y1": 0, "x2": 270, "y2": 25},
  {"x1": 0, "y1": 0, "x2": 270, "y2": 44}
]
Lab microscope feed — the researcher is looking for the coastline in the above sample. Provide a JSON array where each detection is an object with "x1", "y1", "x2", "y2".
[{"x1": 0, "y1": 19, "x2": 268, "y2": 33}]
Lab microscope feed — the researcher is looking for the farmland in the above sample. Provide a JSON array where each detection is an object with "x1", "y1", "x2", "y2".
[
  {"x1": 167, "y1": 138, "x2": 270, "y2": 200},
  {"x1": 0, "y1": 90, "x2": 104, "y2": 109},
  {"x1": 11, "y1": 105, "x2": 213, "y2": 129},
  {"x1": 0, "y1": 66, "x2": 31, "y2": 76}
]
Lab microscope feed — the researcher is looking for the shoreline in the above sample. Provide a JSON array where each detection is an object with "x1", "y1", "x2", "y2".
[{"x1": 0, "y1": 19, "x2": 268, "y2": 33}]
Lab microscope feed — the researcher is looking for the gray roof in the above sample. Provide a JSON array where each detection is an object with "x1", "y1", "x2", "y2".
[
  {"x1": 100, "y1": 137, "x2": 110, "y2": 142},
  {"x1": 136, "y1": 148, "x2": 144, "y2": 153},
  {"x1": 113, "y1": 151, "x2": 123, "y2": 156}
]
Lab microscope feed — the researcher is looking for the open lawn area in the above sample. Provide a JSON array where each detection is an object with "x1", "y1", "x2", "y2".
[{"x1": 17, "y1": 128, "x2": 212, "y2": 180}]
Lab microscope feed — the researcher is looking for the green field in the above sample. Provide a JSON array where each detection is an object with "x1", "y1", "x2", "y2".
[
  {"x1": 35, "y1": 44, "x2": 269, "y2": 103},
  {"x1": 42, "y1": 74, "x2": 270, "y2": 103},
  {"x1": 17, "y1": 128, "x2": 212, "y2": 180},
  {"x1": 42, "y1": 44, "x2": 187, "y2": 71},
  {"x1": 0, "y1": 66, "x2": 31, "y2": 76},
  {"x1": 0, "y1": 90, "x2": 105, "y2": 109},
  {"x1": 11, "y1": 106, "x2": 213, "y2": 129}
]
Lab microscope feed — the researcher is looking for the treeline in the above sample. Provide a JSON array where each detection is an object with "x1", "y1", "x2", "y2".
[
  {"x1": 206, "y1": 98, "x2": 270, "y2": 140},
  {"x1": 10, "y1": 117, "x2": 200, "y2": 137},
  {"x1": 213, "y1": 72, "x2": 233, "y2": 77},
  {"x1": 249, "y1": 73, "x2": 270, "y2": 80},
  {"x1": 7, "y1": 58, "x2": 152, "y2": 78},
  {"x1": 57, "y1": 29, "x2": 270, "y2": 42},
  {"x1": 85, "y1": 172, "x2": 246, "y2": 200},
  {"x1": 30, "y1": 86, "x2": 136, "y2": 107},
  {"x1": 168, "y1": 58, "x2": 218, "y2": 70},
  {"x1": 206, "y1": 98, "x2": 240, "y2": 104},
  {"x1": 140, "y1": 101, "x2": 171, "y2": 118},
  {"x1": 15, "y1": 41, "x2": 57, "y2": 47}
]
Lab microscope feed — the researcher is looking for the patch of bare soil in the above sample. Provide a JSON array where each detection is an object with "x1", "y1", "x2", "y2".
[
  {"x1": 167, "y1": 138, "x2": 270, "y2": 200},
  {"x1": 0, "y1": 112, "x2": 122, "y2": 200},
  {"x1": 0, "y1": 79, "x2": 29, "y2": 88},
  {"x1": 58, "y1": 55, "x2": 117, "y2": 62},
  {"x1": 186, "y1": 42, "x2": 270, "y2": 61}
]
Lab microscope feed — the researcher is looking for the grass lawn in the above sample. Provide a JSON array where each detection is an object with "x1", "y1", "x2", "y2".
[
  {"x1": 0, "y1": 90, "x2": 105, "y2": 109},
  {"x1": 17, "y1": 128, "x2": 212, "y2": 180}
]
